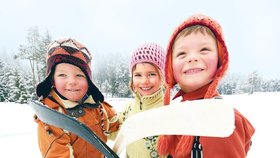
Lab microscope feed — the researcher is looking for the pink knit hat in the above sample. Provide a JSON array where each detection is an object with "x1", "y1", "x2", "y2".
[{"x1": 130, "y1": 43, "x2": 166, "y2": 74}]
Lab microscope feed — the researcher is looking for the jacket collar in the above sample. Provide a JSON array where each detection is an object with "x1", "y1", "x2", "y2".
[
  {"x1": 173, "y1": 83, "x2": 219, "y2": 102},
  {"x1": 134, "y1": 87, "x2": 164, "y2": 109}
]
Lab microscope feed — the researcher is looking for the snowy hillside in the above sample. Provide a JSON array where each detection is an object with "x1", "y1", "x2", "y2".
[{"x1": 0, "y1": 93, "x2": 279, "y2": 157}]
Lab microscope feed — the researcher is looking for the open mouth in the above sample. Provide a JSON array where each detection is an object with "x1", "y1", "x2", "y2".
[
  {"x1": 140, "y1": 87, "x2": 153, "y2": 91},
  {"x1": 184, "y1": 68, "x2": 203, "y2": 75},
  {"x1": 66, "y1": 89, "x2": 80, "y2": 92}
]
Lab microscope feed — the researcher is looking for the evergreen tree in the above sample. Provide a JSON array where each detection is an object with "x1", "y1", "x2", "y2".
[
  {"x1": 268, "y1": 79, "x2": 280, "y2": 92},
  {"x1": 11, "y1": 70, "x2": 28, "y2": 103},
  {"x1": 5, "y1": 68, "x2": 16, "y2": 102},
  {"x1": 108, "y1": 63, "x2": 118, "y2": 97},
  {"x1": 23, "y1": 73, "x2": 36, "y2": 100},
  {"x1": 16, "y1": 71, "x2": 30, "y2": 103},
  {"x1": 92, "y1": 51, "x2": 130, "y2": 97},
  {"x1": 247, "y1": 71, "x2": 262, "y2": 94},
  {"x1": 219, "y1": 75, "x2": 237, "y2": 95},
  {"x1": 0, "y1": 61, "x2": 13, "y2": 102},
  {"x1": 0, "y1": 60, "x2": 6, "y2": 101},
  {"x1": 116, "y1": 63, "x2": 131, "y2": 97}
]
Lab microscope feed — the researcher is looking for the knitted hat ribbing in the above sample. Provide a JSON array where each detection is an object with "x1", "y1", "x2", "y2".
[
  {"x1": 164, "y1": 14, "x2": 229, "y2": 105},
  {"x1": 130, "y1": 43, "x2": 166, "y2": 74},
  {"x1": 36, "y1": 38, "x2": 104, "y2": 103}
]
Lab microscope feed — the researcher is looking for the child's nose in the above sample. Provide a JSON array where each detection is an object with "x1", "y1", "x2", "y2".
[
  {"x1": 187, "y1": 54, "x2": 199, "y2": 63},
  {"x1": 188, "y1": 58, "x2": 198, "y2": 63},
  {"x1": 141, "y1": 76, "x2": 149, "y2": 84},
  {"x1": 68, "y1": 77, "x2": 77, "y2": 85}
]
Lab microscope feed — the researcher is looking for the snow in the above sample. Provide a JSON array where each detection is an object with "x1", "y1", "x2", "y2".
[{"x1": 0, "y1": 93, "x2": 279, "y2": 157}]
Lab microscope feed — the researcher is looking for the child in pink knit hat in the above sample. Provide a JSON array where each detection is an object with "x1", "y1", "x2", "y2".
[
  {"x1": 157, "y1": 14, "x2": 255, "y2": 158},
  {"x1": 118, "y1": 43, "x2": 166, "y2": 157}
]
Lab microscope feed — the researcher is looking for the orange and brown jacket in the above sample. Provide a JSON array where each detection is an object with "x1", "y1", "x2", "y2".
[{"x1": 34, "y1": 90, "x2": 119, "y2": 158}]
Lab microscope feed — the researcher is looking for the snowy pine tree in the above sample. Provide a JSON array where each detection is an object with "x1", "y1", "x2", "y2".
[
  {"x1": 247, "y1": 71, "x2": 262, "y2": 94},
  {"x1": 23, "y1": 73, "x2": 36, "y2": 100},
  {"x1": 93, "y1": 51, "x2": 130, "y2": 97},
  {"x1": 12, "y1": 70, "x2": 29, "y2": 103},
  {"x1": 0, "y1": 61, "x2": 13, "y2": 102},
  {"x1": 0, "y1": 60, "x2": 7, "y2": 101},
  {"x1": 0, "y1": 60, "x2": 34, "y2": 103},
  {"x1": 115, "y1": 63, "x2": 131, "y2": 97}
]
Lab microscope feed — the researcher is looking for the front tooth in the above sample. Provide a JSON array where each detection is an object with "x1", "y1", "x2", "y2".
[{"x1": 142, "y1": 87, "x2": 151, "y2": 90}]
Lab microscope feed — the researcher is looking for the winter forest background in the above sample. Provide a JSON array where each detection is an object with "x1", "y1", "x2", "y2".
[{"x1": 0, "y1": 27, "x2": 280, "y2": 104}]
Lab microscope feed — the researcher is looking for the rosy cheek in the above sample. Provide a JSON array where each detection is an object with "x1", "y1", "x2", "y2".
[
  {"x1": 206, "y1": 57, "x2": 219, "y2": 76},
  {"x1": 54, "y1": 85, "x2": 64, "y2": 94},
  {"x1": 82, "y1": 83, "x2": 89, "y2": 90},
  {"x1": 79, "y1": 80, "x2": 88, "y2": 88},
  {"x1": 207, "y1": 56, "x2": 218, "y2": 64},
  {"x1": 172, "y1": 61, "x2": 181, "y2": 82},
  {"x1": 53, "y1": 80, "x2": 59, "y2": 88}
]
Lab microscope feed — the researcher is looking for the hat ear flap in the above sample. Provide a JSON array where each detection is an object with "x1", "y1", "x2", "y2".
[
  {"x1": 36, "y1": 74, "x2": 53, "y2": 98},
  {"x1": 88, "y1": 82, "x2": 104, "y2": 103}
]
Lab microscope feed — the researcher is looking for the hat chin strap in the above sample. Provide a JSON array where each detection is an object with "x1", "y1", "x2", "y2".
[{"x1": 87, "y1": 82, "x2": 104, "y2": 103}]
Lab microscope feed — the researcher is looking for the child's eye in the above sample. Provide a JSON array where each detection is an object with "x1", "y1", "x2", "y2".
[
  {"x1": 175, "y1": 51, "x2": 186, "y2": 58},
  {"x1": 200, "y1": 48, "x2": 210, "y2": 54},
  {"x1": 133, "y1": 74, "x2": 141, "y2": 77},
  {"x1": 57, "y1": 74, "x2": 66, "y2": 77},
  {"x1": 148, "y1": 73, "x2": 157, "y2": 77},
  {"x1": 77, "y1": 74, "x2": 86, "y2": 78}
]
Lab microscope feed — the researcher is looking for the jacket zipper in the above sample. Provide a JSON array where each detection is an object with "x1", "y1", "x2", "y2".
[
  {"x1": 140, "y1": 101, "x2": 142, "y2": 110},
  {"x1": 191, "y1": 136, "x2": 203, "y2": 158}
]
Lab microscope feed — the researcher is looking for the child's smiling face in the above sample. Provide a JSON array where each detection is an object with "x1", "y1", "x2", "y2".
[
  {"x1": 132, "y1": 63, "x2": 162, "y2": 96},
  {"x1": 172, "y1": 31, "x2": 219, "y2": 93},
  {"x1": 53, "y1": 63, "x2": 88, "y2": 102}
]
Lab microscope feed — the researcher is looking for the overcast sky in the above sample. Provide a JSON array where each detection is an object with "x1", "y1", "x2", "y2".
[{"x1": 1, "y1": 0, "x2": 279, "y2": 79}]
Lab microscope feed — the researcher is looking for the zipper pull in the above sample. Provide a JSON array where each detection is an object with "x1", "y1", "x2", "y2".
[{"x1": 191, "y1": 136, "x2": 203, "y2": 158}]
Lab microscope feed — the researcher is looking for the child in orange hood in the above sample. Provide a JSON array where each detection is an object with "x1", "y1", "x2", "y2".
[
  {"x1": 157, "y1": 14, "x2": 255, "y2": 158},
  {"x1": 34, "y1": 38, "x2": 119, "y2": 158}
]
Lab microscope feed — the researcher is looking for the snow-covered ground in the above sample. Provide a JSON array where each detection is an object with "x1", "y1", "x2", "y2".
[{"x1": 0, "y1": 93, "x2": 279, "y2": 157}]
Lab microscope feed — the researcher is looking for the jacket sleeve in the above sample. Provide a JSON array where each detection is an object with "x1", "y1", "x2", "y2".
[
  {"x1": 35, "y1": 118, "x2": 74, "y2": 158},
  {"x1": 101, "y1": 101, "x2": 121, "y2": 140},
  {"x1": 105, "y1": 101, "x2": 134, "y2": 140},
  {"x1": 242, "y1": 113, "x2": 255, "y2": 154},
  {"x1": 235, "y1": 110, "x2": 255, "y2": 154}
]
